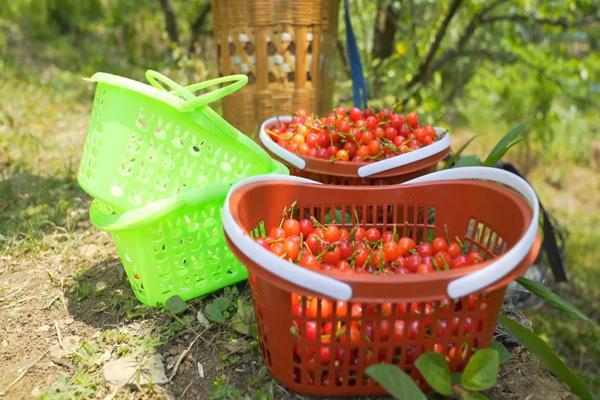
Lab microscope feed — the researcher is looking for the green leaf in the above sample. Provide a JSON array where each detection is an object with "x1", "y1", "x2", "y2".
[
  {"x1": 164, "y1": 295, "x2": 187, "y2": 315},
  {"x1": 415, "y1": 352, "x2": 452, "y2": 395},
  {"x1": 205, "y1": 296, "x2": 232, "y2": 323},
  {"x1": 461, "y1": 349, "x2": 499, "y2": 391},
  {"x1": 482, "y1": 123, "x2": 526, "y2": 166},
  {"x1": 365, "y1": 364, "x2": 427, "y2": 400},
  {"x1": 516, "y1": 277, "x2": 596, "y2": 326},
  {"x1": 324, "y1": 209, "x2": 352, "y2": 224},
  {"x1": 498, "y1": 315, "x2": 594, "y2": 400},
  {"x1": 490, "y1": 340, "x2": 511, "y2": 364},
  {"x1": 443, "y1": 135, "x2": 478, "y2": 169},
  {"x1": 231, "y1": 298, "x2": 255, "y2": 336},
  {"x1": 453, "y1": 155, "x2": 481, "y2": 168}
]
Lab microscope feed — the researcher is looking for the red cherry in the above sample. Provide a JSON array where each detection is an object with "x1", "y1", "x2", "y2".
[
  {"x1": 382, "y1": 230, "x2": 395, "y2": 242},
  {"x1": 432, "y1": 237, "x2": 449, "y2": 253},
  {"x1": 417, "y1": 263, "x2": 434, "y2": 273},
  {"x1": 349, "y1": 107, "x2": 362, "y2": 122},
  {"x1": 322, "y1": 246, "x2": 342, "y2": 265},
  {"x1": 282, "y1": 218, "x2": 301, "y2": 236},
  {"x1": 467, "y1": 251, "x2": 484, "y2": 264},
  {"x1": 299, "y1": 218, "x2": 314, "y2": 237},
  {"x1": 367, "y1": 140, "x2": 381, "y2": 156},
  {"x1": 450, "y1": 255, "x2": 468, "y2": 269},
  {"x1": 383, "y1": 241, "x2": 400, "y2": 262},
  {"x1": 283, "y1": 237, "x2": 300, "y2": 260},
  {"x1": 366, "y1": 116, "x2": 378, "y2": 130},
  {"x1": 338, "y1": 240, "x2": 355, "y2": 259},
  {"x1": 407, "y1": 112, "x2": 419, "y2": 127},
  {"x1": 417, "y1": 242, "x2": 433, "y2": 257},
  {"x1": 398, "y1": 237, "x2": 416, "y2": 255},
  {"x1": 448, "y1": 242, "x2": 461, "y2": 258},
  {"x1": 354, "y1": 227, "x2": 366, "y2": 242},
  {"x1": 365, "y1": 228, "x2": 381, "y2": 242},
  {"x1": 384, "y1": 126, "x2": 398, "y2": 140},
  {"x1": 324, "y1": 225, "x2": 341, "y2": 242},
  {"x1": 405, "y1": 254, "x2": 422, "y2": 272},
  {"x1": 269, "y1": 227, "x2": 286, "y2": 240},
  {"x1": 300, "y1": 254, "x2": 321, "y2": 269},
  {"x1": 305, "y1": 233, "x2": 320, "y2": 254},
  {"x1": 335, "y1": 149, "x2": 350, "y2": 161}
]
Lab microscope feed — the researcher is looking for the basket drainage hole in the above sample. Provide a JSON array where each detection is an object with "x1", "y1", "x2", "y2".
[{"x1": 192, "y1": 145, "x2": 200, "y2": 152}]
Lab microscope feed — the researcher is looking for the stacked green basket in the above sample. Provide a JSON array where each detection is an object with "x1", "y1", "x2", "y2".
[{"x1": 78, "y1": 70, "x2": 288, "y2": 306}]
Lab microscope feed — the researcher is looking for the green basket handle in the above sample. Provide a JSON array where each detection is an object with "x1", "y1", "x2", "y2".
[{"x1": 145, "y1": 70, "x2": 248, "y2": 111}]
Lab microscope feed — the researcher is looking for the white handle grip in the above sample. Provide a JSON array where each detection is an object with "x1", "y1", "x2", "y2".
[
  {"x1": 404, "y1": 167, "x2": 539, "y2": 298},
  {"x1": 222, "y1": 175, "x2": 354, "y2": 300},
  {"x1": 357, "y1": 127, "x2": 451, "y2": 177},
  {"x1": 259, "y1": 116, "x2": 306, "y2": 170}
]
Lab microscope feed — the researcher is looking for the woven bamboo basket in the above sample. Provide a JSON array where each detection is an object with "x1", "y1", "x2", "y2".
[{"x1": 212, "y1": 0, "x2": 340, "y2": 139}]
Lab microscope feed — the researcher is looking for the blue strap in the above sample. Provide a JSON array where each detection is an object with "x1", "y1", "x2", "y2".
[{"x1": 344, "y1": 0, "x2": 368, "y2": 108}]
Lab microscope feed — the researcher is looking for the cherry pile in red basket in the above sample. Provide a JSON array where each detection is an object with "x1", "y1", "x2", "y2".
[
  {"x1": 266, "y1": 107, "x2": 440, "y2": 162},
  {"x1": 254, "y1": 213, "x2": 485, "y2": 275}
]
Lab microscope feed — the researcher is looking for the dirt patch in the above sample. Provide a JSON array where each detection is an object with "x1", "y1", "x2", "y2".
[
  {"x1": 0, "y1": 228, "x2": 113, "y2": 399},
  {"x1": 487, "y1": 348, "x2": 576, "y2": 400}
]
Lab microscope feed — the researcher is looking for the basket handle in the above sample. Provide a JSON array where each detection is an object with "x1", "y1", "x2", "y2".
[
  {"x1": 145, "y1": 70, "x2": 248, "y2": 111},
  {"x1": 259, "y1": 116, "x2": 307, "y2": 170},
  {"x1": 357, "y1": 128, "x2": 451, "y2": 177},
  {"x1": 404, "y1": 166, "x2": 539, "y2": 298},
  {"x1": 222, "y1": 175, "x2": 354, "y2": 301}
]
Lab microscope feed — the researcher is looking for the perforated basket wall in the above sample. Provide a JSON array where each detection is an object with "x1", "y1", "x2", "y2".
[
  {"x1": 90, "y1": 197, "x2": 246, "y2": 307},
  {"x1": 78, "y1": 82, "x2": 276, "y2": 212},
  {"x1": 211, "y1": 0, "x2": 340, "y2": 138},
  {"x1": 248, "y1": 208, "x2": 508, "y2": 396}
]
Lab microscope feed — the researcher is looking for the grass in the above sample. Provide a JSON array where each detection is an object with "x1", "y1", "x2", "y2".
[{"x1": 0, "y1": 61, "x2": 598, "y2": 399}]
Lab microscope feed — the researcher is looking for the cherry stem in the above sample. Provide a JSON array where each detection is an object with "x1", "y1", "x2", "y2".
[
  {"x1": 310, "y1": 216, "x2": 326, "y2": 229},
  {"x1": 444, "y1": 224, "x2": 451, "y2": 244}
]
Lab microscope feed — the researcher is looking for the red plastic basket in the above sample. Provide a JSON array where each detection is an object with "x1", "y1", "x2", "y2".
[
  {"x1": 259, "y1": 116, "x2": 452, "y2": 185},
  {"x1": 222, "y1": 168, "x2": 540, "y2": 397}
]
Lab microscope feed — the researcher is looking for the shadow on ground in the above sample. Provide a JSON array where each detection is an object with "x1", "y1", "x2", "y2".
[
  {"x1": 0, "y1": 170, "x2": 88, "y2": 251},
  {"x1": 65, "y1": 257, "x2": 153, "y2": 329}
]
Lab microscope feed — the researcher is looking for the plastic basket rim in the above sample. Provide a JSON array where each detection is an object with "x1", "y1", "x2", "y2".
[
  {"x1": 225, "y1": 178, "x2": 531, "y2": 283},
  {"x1": 222, "y1": 167, "x2": 540, "y2": 300}
]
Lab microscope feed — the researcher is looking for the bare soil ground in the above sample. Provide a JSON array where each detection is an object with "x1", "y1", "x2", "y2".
[{"x1": 0, "y1": 76, "x2": 596, "y2": 399}]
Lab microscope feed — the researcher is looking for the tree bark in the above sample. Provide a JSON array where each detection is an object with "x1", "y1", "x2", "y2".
[
  {"x1": 159, "y1": 0, "x2": 180, "y2": 44},
  {"x1": 188, "y1": 2, "x2": 212, "y2": 54},
  {"x1": 372, "y1": 0, "x2": 397, "y2": 60}
]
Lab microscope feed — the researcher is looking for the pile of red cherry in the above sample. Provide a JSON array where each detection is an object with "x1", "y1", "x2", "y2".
[
  {"x1": 265, "y1": 107, "x2": 440, "y2": 162},
  {"x1": 255, "y1": 215, "x2": 485, "y2": 274}
]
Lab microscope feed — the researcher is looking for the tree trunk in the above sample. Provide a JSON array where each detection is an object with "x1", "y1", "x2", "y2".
[
  {"x1": 159, "y1": 0, "x2": 180, "y2": 44},
  {"x1": 372, "y1": 0, "x2": 397, "y2": 60}
]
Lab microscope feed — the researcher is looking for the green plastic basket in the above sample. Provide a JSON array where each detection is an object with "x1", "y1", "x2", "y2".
[
  {"x1": 78, "y1": 70, "x2": 276, "y2": 212},
  {"x1": 89, "y1": 162, "x2": 288, "y2": 306}
]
